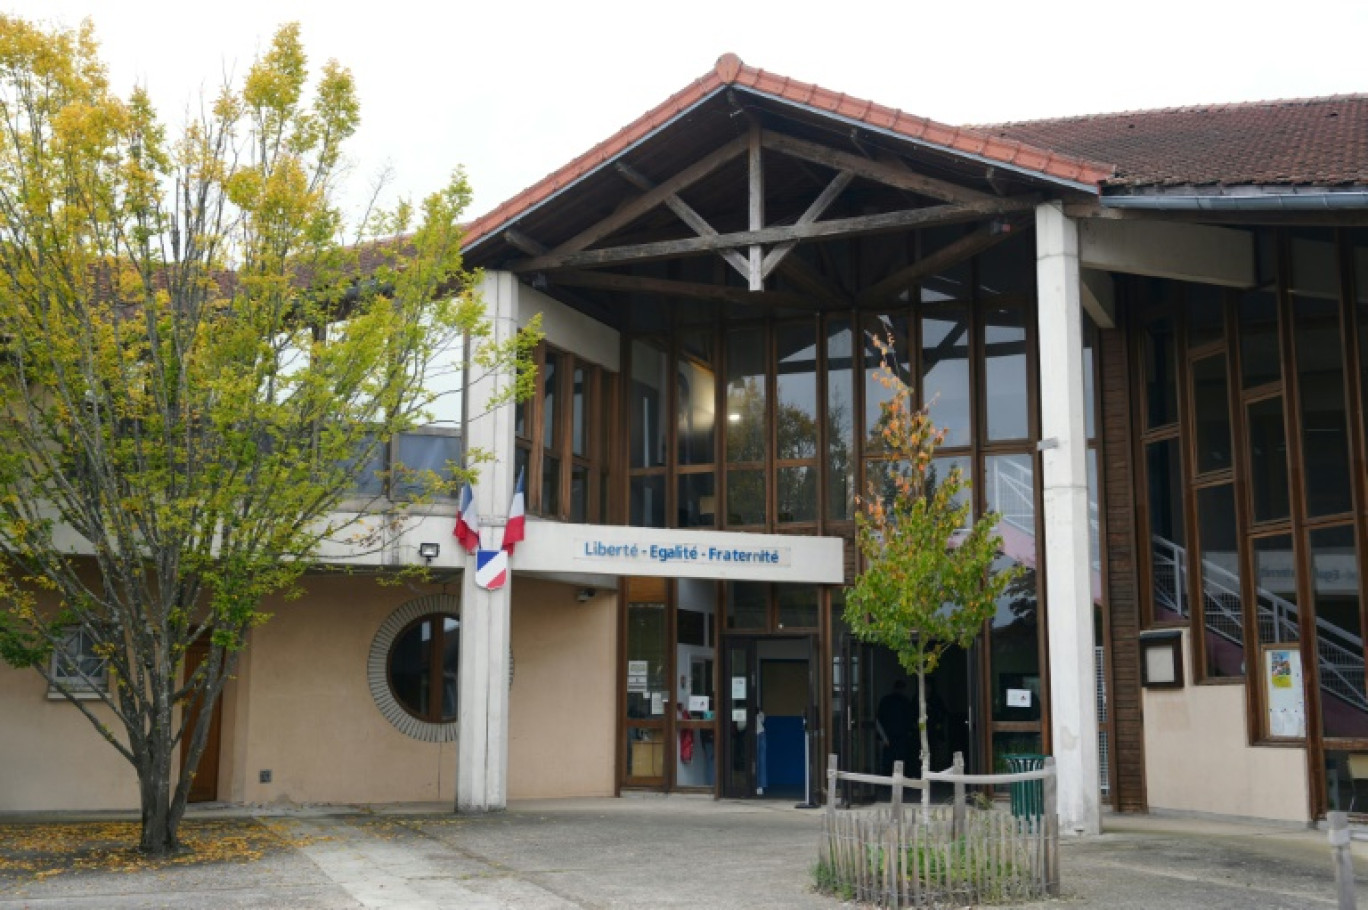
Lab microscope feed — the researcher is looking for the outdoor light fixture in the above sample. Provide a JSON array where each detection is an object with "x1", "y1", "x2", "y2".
[
  {"x1": 418, "y1": 542, "x2": 441, "y2": 563},
  {"x1": 576, "y1": 588, "x2": 597, "y2": 603}
]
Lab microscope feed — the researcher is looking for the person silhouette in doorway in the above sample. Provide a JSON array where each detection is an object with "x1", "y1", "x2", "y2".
[{"x1": 876, "y1": 678, "x2": 915, "y2": 777}]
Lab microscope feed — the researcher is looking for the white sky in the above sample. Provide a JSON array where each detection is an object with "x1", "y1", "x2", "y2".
[{"x1": 16, "y1": 0, "x2": 1368, "y2": 222}]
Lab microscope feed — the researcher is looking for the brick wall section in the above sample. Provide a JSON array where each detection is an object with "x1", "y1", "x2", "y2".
[{"x1": 1100, "y1": 323, "x2": 1148, "y2": 812}]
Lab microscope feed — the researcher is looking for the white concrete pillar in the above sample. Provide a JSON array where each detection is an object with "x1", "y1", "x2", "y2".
[
  {"x1": 457, "y1": 271, "x2": 519, "y2": 812},
  {"x1": 1035, "y1": 202, "x2": 1101, "y2": 835}
]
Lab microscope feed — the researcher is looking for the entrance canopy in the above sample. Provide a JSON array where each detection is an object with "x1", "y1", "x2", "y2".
[{"x1": 460, "y1": 53, "x2": 1108, "y2": 326}]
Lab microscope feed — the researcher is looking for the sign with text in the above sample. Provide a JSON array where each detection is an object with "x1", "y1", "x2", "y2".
[{"x1": 577, "y1": 539, "x2": 789, "y2": 568}]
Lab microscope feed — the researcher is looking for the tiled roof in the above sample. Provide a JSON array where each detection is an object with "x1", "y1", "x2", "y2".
[
  {"x1": 461, "y1": 54, "x2": 1113, "y2": 249},
  {"x1": 985, "y1": 95, "x2": 1368, "y2": 189}
]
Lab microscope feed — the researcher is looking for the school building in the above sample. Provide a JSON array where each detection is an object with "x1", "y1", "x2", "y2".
[{"x1": 4, "y1": 55, "x2": 1367, "y2": 835}]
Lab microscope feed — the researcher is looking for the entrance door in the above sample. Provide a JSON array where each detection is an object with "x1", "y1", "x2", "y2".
[
  {"x1": 623, "y1": 583, "x2": 669, "y2": 788},
  {"x1": 181, "y1": 640, "x2": 223, "y2": 803},
  {"x1": 722, "y1": 636, "x2": 814, "y2": 798}
]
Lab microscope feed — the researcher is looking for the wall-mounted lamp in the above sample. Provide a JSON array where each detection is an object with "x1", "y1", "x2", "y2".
[
  {"x1": 576, "y1": 588, "x2": 597, "y2": 603},
  {"x1": 418, "y1": 542, "x2": 441, "y2": 563}
]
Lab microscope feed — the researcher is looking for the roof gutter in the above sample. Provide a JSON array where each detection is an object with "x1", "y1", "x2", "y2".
[{"x1": 1102, "y1": 191, "x2": 1368, "y2": 212}]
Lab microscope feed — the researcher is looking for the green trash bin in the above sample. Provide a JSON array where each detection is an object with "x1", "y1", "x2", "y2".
[{"x1": 1004, "y1": 753, "x2": 1046, "y2": 819}]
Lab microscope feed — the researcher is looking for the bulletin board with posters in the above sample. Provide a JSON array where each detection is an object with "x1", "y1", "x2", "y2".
[{"x1": 1262, "y1": 644, "x2": 1305, "y2": 739}]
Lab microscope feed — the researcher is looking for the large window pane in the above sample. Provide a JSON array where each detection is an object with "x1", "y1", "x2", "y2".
[
  {"x1": 569, "y1": 465, "x2": 588, "y2": 523},
  {"x1": 626, "y1": 603, "x2": 667, "y2": 719},
  {"x1": 920, "y1": 226, "x2": 972, "y2": 303},
  {"x1": 542, "y1": 350, "x2": 559, "y2": 448},
  {"x1": 541, "y1": 455, "x2": 560, "y2": 516},
  {"x1": 1310, "y1": 525, "x2": 1368, "y2": 738},
  {"x1": 571, "y1": 365, "x2": 588, "y2": 457},
  {"x1": 985, "y1": 454, "x2": 1034, "y2": 546},
  {"x1": 630, "y1": 341, "x2": 667, "y2": 469},
  {"x1": 1295, "y1": 296, "x2": 1352, "y2": 516},
  {"x1": 1247, "y1": 397, "x2": 1291, "y2": 523},
  {"x1": 726, "y1": 328, "x2": 766, "y2": 463},
  {"x1": 826, "y1": 319, "x2": 856, "y2": 520},
  {"x1": 678, "y1": 473, "x2": 715, "y2": 528},
  {"x1": 990, "y1": 557, "x2": 1040, "y2": 723},
  {"x1": 977, "y1": 230, "x2": 1034, "y2": 298},
  {"x1": 630, "y1": 475, "x2": 665, "y2": 527},
  {"x1": 1254, "y1": 534, "x2": 1298, "y2": 646},
  {"x1": 726, "y1": 469, "x2": 765, "y2": 526},
  {"x1": 1240, "y1": 292, "x2": 1281, "y2": 389},
  {"x1": 776, "y1": 323, "x2": 818, "y2": 460},
  {"x1": 1083, "y1": 321, "x2": 1097, "y2": 442},
  {"x1": 777, "y1": 585, "x2": 818, "y2": 630},
  {"x1": 1185, "y1": 283, "x2": 1225, "y2": 348},
  {"x1": 677, "y1": 357, "x2": 716, "y2": 466},
  {"x1": 727, "y1": 581, "x2": 767, "y2": 630},
  {"x1": 1192, "y1": 354, "x2": 1232, "y2": 475},
  {"x1": 776, "y1": 466, "x2": 817, "y2": 523},
  {"x1": 984, "y1": 306, "x2": 1029, "y2": 441},
  {"x1": 865, "y1": 314, "x2": 912, "y2": 449},
  {"x1": 1147, "y1": 439, "x2": 1186, "y2": 621},
  {"x1": 1195, "y1": 485, "x2": 1242, "y2": 678},
  {"x1": 1144, "y1": 317, "x2": 1179, "y2": 428},
  {"x1": 393, "y1": 433, "x2": 461, "y2": 500},
  {"x1": 921, "y1": 310, "x2": 971, "y2": 447}
]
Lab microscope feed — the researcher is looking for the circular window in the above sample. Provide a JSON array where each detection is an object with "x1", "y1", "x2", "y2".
[{"x1": 369, "y1": 595, "x2": 460, "y2": 742}]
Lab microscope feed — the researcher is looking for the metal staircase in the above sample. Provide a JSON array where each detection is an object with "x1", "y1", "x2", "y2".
[{"x1": 1150, "y1": 535, "x2": 1368, "y2": 713}]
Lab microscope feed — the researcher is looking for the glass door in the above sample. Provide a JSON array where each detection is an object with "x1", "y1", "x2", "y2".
[
  {"x1": 624, "y1": 589, "x2": 669, "y2": 788},
  {"x1": 722, "y1": 639, "x2": 758, "y2": 797}
]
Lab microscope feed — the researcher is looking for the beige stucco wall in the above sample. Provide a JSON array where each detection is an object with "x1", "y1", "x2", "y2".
[
  {"x1": 229, "y1": 576, "x2": 456, "y2": 805},
  {"x1": 1143, "y1": 633, "x2": 1309, "y2": 822},
  {"x1": 0, "y1": 661, "x2": 143, "y2": 811},
  {"x1": 508, "y1": 578, "x2": 617, "y2": 798}
]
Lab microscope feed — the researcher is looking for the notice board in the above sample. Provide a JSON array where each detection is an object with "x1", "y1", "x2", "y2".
[{"x1": 1262, "y1": 644, "x2": 1305, "y2": 739}]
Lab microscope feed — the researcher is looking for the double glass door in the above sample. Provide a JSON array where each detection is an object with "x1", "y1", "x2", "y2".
[
  {"x1": 622, "y1": 578, "x2": 719, "y2": 791},
  {"x1": 721, "y1": 636, "x2": 817, "y2": 800}
]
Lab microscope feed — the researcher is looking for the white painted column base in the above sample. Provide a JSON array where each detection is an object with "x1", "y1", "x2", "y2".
[{"x1": 1036, "y1": 202, "x2": 1101, "y2": 836}]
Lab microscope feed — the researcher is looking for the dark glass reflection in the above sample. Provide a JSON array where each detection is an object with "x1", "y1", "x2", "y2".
[
  {"x1": 777, "y1": 585, "x2": 818, "y2": 629},
  {"x1": 542, "y1": 350, "x2": 558, "y2": 447},
  {"x1": 726, "y1": 328, "x2": 767, "y2": 463},
  {"x1": 776, "y1": 323, "x2": 818, "y2": 460},
  {"x1": 572, "y1": 365, "x2": 587, "y2": 457},
  {"x1": 1191, "y1": 355, "x2": 1232, "y2": 474},
  {"x1": 990, "y1": 557, "x2": 1040, "y2": 723},
  {"x1": 727, "y1": 581, "x2": 767, "y2": 630},
  {"x1": 1247, "y1": 397, "x2": 1290, "y2": 523},
  {"x1": 827, "y1": 319, "x2": 856, "y2": 520},
  {"x1": 726, "y1": 468, "x2": 765, "y2": 526},
  {"x1": 920, "y1": 226, "x2": 972, "y2": 303},
  {"x1": 678, "y1": 473, "x2": 716, "y2": 528},
  {"x1": 630, "y1": 475, "x2": 665, "y2": 527},
  {"x1": 984, "y1": 306, "x2": 1029, "y2": 441},
  {"x1": 776, "y1": 466, "x2": 817, "y2": 523},
  {"x1": 1195, "y1": 484, "x2": 1242, "y2": 678},
  {"x1": 1240, "y1": 292, "x2": 1281, "y2": 389},
  {"x1": 1310, "y1": 525, "x2": 1368, "y2": 738},
  {"x1": 570, "y1": 464, "x2": 588, "y2": 523},
  {"x1": 1295, "y1": 296, "x2": 1352, "y2": 516},
  {"x1": 1253, "y1": 534, "x2": 1298, "y2": 646},
  {"x1": 1144, "y1": 317, "x2": 1179, "y2": 428},
  {"x1": 921, "y1": 310, "x2": 971, "y2": 447},
  {"x1": 630, "y1": 341, "x2": 667, "y2": 469},
  {"x1": 977, "y1": 231, "x2": 1035, "y2": 298},
  {"x1": 389, "y1": 618, "x2": 431, "y2": 719},
  {"x1": 1185, "y1": 283, "x2": 1225, "y2": 348},
  {"x1": 393, "y1": 433, "x2": 461, "y2": 500},
  {"x1": 1146, "y1": 439, "x2": 1186, "y2": 621},
  {"x1": 677, "y1": 357, "x2": 716, "y2": 466},
  {"x1": 541, "y1": 455, "x2": 560, "y2": 516}
]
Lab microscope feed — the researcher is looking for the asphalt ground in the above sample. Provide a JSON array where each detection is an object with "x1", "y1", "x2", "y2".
[{"x1": 0, "y1": 797, "x2": 1364, "y2": 908}]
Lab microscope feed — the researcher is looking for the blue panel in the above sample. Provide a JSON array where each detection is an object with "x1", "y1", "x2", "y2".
[{"x1": 764, "y1": 715, "x2": 805, "y2": 789}]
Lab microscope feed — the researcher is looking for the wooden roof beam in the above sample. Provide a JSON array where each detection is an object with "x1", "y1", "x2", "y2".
[
  {"x1": 615, "y1": 161, "x2": 752, "y2": 282},
  {"x1": 760, "y1": 130, "x2": 999, "y2": 206},
  {"x1": 544, "y1": 269, "x2": 821, "y2": 310},
  {"x1": 510, "y1": 197, "x2": 1036, "y2": 273},
  {"x1": 858, "y1": 217, "x2": 1028, "y2": 306}
]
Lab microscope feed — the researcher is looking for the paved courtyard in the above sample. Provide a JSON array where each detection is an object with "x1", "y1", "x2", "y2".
[{"x1": 0, "y1": 797, "x2": 1364, "y2": 908}]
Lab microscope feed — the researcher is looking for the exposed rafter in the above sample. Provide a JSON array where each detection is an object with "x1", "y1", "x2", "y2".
[
  {"x1": 510, "y1": 197, "x2": 1036, "y2": 273},
  {"x1": 761, "y1": 170, "x2": 854, "y2": 279},
  {"x1": 760, "y1": 131, "x2": 999, "y2": 206},
  {"x1": 858, "y1": 217, "x2": 1028, "y2": 306},
  {"x1": 614, "y1": 161, "x2": 752, "y2": 282},
  {"x1": 544, "y1": 269, "x2": 821, "y2": 310}
]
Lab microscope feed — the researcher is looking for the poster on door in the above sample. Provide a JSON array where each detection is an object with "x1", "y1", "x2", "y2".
[{"x1": 1262, "y1": 645, "x2": 1305, "y2": 739}]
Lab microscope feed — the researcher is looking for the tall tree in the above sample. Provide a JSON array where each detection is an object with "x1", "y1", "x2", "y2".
[
  {"x1": 844, "y1": 335, "x2": 1021, "y2": 816},
  {"x1": 0, "y1": 18, "x2": 537, "y2": 854}
]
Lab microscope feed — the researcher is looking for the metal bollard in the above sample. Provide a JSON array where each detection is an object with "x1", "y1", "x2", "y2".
[{"x1": 1329, "y1": 811, "x2": 1357, "y2": 910}]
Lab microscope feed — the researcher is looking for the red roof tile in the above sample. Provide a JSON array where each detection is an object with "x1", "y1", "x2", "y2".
[
  {"x1": 986, "y1": 95, "x2": 1368, "y2": 189},
  {"x1": 461, "y1": 54, "x2": 1113, "y2": 249}
]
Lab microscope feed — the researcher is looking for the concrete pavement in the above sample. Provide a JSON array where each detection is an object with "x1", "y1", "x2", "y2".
[{"x1": 0, "y1": 797, "x2": 1365, "y2": 908}]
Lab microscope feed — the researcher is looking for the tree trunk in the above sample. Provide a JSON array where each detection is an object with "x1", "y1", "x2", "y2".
[
  {"x1": 137, "y1": 753, "x2": 183, "y2": 855},
  {"x1": 917, "y1": 664, "x2": 930, "y2": 820}
]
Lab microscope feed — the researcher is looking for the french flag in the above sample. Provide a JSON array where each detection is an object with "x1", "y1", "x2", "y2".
[
  {"x1": 454, "y1": 481, "x2": 479, "y2": 554},
  {"x1": 503, "y1": 468, "x2": 526, "y2": 555}
]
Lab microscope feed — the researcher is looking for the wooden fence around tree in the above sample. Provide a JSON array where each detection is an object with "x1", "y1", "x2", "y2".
[{"x1": 817, "y1": 753, "x2": 1060, "y2": 908}]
